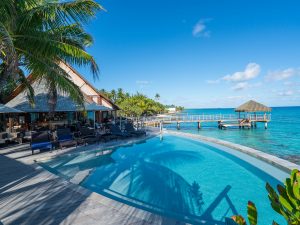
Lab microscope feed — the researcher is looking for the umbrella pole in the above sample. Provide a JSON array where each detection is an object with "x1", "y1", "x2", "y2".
[{"x1": 94, "y1": 111, "x2": 96, "y2": 130}]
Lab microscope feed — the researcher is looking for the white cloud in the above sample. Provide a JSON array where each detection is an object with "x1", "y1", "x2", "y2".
[
  {"x1": 266, "y1": 68, "x2": 296, "y2": 81},
  {"x1": 226, "y1": 95, "x2": 248, "y2": 100},
  {"x1": 232, "y1": 82, "x2": 249, "y2": 91},
  {"x1": 278, "y1": 90, "x2": 294, "y2": 96},
  {"x1": 231, "y1": 82, "x2": 262, "y2": 91},
  {"x1": 192, "y1": 19, "x2": 211, "y2": 38},
  {"x1": 222, "y1": 63, "x2": 261, "y2": 82},
  {"x1": 206, "y1": 79, "x2": 220, "y2": 84}
]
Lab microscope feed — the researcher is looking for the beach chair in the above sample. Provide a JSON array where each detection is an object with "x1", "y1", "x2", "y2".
[
  {"x1": 124, "y1": 123, "x2": 146, "y2": 136},
  {"x1": 109, "y1": 124, "x2": 132, "y2": 138},
  {"x1": 22, "y1": 131, "x2": 33, "y2": 142},
  {"x1": 98, "y1": 132, "x2": 119, "y2": 142},
  {"x1": 78, "y1": 127, "x2": 98, "y2": 144},
  {"x1": 56, "y1": 128, "x2": 77, "y2": 149},
  {"x1": 31, "y1": 131, "x2": 52, "y2": 154},
  {"x1": 0, "y1": 132, "x2": 8, "y2": 144}
]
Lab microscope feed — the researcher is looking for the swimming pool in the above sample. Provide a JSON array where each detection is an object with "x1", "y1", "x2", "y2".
[{"x1": 39, "y1": 135, "x2": 287, "y2": 224}]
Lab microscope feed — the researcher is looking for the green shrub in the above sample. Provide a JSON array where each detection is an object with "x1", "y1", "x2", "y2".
[{"x1": 230, "y1": 169, "x2": 300, "y2": 225}]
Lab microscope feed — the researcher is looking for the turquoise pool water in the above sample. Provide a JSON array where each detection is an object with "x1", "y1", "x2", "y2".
[
  {"x1": 40, "y1": 135, "x2": 286, "y2": 224},
  {"x1": 166, "y1": 107, "x2": 300, "y2": 164}
]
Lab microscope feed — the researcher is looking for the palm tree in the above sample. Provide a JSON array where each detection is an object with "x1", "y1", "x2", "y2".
[
  {"x1": 155, "y1": 93, "x2": 160, "y2": 101},
  {"x1": 110, "y1": 89, "x2": 117, "y2": 103},
  {"x1": 0, "y1": 0, "x2": 103, "y2": 110}
]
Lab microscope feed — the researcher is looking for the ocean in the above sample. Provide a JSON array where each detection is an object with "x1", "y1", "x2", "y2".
[{"x1": 164, "y1": 106, "x2": 300, "y2": 164}]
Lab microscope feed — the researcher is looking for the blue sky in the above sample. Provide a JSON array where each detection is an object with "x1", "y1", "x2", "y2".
[{"x1": 77, "y1": 0, "x2": 300, "y2": 108}]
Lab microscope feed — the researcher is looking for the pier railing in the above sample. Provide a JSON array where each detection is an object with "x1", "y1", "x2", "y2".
[{"x1": 133, "y1": 113, "x2": 271, "y2": 124}]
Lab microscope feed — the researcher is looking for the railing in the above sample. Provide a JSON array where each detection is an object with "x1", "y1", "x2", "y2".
[{"x1": 133, "y1": 113, "x2": 271, "y2": 124}]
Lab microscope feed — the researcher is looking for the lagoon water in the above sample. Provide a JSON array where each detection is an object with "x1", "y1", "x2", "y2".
[{"x1": 165, "y1": 107, "x2": 300, "y2": 164}]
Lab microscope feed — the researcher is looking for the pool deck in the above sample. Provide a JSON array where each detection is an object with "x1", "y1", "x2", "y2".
[{"x1": 0, "y1": 131, "x2": 189, "y2": 225}]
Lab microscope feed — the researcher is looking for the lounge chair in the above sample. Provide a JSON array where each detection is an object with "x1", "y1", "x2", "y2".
[
  {"x1": 98, "y1": 133, "x2": 118, "y2": 142},
  {"x1": 124, "y1": 123, "x2": 146, "y2": 136},
  {"x1": 109, "y1": 124, "x2": 132, "y2": 138},
  {"x1": 31, "y1": 131, "x2": 52, "y2": 154},
  {"x1": 56, "y1": 128, "x2": 77, "y2": 149},
  {"x1": 1, "y1": 132, "x2": 23, "y2": 144},
  {"x1": 78, "y1": 127, "x2": 98, "y2": 144},
  {"x1": 0, "y1": 132, "x2": 8, "y2": 144},
  {"x1": 23, "y1": 131, "x2": 33, "y2": 142}
]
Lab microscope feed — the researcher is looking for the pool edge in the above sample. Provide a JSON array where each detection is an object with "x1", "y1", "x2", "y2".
[{"x1": 165, "y1": 129, "x2": 300, "y2": 173}]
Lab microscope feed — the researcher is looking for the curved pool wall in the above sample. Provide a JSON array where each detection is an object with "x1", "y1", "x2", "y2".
[{"x1": 39, "y1": 134, "x2": 290, "y2": 225}]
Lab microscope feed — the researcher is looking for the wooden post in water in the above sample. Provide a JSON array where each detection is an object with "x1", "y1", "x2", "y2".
[
  {"x1": 177, "y1": 122, "x2": 180, "y2": 130},
  {"x1": 159, "y1": 120, "x2": 163, "y2": 133}
]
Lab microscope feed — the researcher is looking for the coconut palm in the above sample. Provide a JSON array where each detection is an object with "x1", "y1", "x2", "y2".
[
  {"x1": 155, "y1": 93, "x2": 160, "y2": 101},
  {"x1": 0, "y1": 0, "x2": 103, "y2": 110}
]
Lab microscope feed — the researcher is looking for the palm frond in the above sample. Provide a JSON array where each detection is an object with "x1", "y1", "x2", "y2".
[
  {"x1": 0, "y1": 21, "x2": 15, "y2": 59},
  {"x1": 17, "y1": 68, "x2": 35, "y2": 106},
  {"x1": 20, "y1": 0, "x2": 104, "y2": 30},
  {"x1": 0, "y1": 0, "x2": 16, "y2": 24}
]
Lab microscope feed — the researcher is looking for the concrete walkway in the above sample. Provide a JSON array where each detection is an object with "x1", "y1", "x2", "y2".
[{"x1": 0, "y1": 138, "x2": 187, "y2": 225}]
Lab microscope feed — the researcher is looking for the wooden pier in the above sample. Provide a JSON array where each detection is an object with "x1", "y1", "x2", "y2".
[{"x1": 140, "y1": 113, "x2": 271, "y2": 130}]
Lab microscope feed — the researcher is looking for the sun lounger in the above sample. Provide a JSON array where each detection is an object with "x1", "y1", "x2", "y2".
[
  {"x1": 124, "y1": 123, "x2": 146, "y2": 136},
  {"x1": 31, "y1": 131, "x2": 52, "y2": 154},
  {"x1": 109, "y1": 124, "x2": 132, "y2": 138},
  {"x1": 0, "y1": 132, "x2": 8, "y2": 144},
  {"x1": 23, "y1": 131, "x2": 33, "y2": 142},
  {"x1": 56, "y1": 128, "x2": 77, "y2": 149},
  {"x1": 78, "y1": 127, "x2": 98, "y2": 144},
  {"x1": 98, "y1": 133, "x2": 118, "y2": 142}
]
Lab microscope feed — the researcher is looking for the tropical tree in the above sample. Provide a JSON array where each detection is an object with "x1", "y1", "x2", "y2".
[
  {"x1": 110, "y1": 89, "x2": 117, "y2": 103},
  {"x1": 0, "y1": 0, "x2": 103, "y2": 110},
  {"x1": 155, "y1": 93, "x2": 160, "y2": 101}
]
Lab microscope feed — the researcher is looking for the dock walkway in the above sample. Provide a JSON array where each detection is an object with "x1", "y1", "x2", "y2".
[{"x1": 139, "y1": 114, "x2": 271, "y2": 129}]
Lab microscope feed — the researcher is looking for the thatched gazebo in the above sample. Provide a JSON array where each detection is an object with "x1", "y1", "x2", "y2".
[
  {"x1": 235, "y1": 100, "x2": 271, "y2": 128},
  {"x1": 235, "y1": 100, "x2": 271, "y2": 113}
]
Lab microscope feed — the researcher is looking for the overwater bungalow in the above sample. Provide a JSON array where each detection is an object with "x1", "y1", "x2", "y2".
[{"x1": 1, "y1": 62, "x2": 119, "y2": 133}]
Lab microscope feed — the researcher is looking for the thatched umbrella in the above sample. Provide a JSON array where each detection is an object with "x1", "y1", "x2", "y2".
[
  {"x1": 235, "y1": 100, "x2": 271, "y2": 123},
  {"x1": 235, "y1": 100, "x2": 271, "y2": 112}
]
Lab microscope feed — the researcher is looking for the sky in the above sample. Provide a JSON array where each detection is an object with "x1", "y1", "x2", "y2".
[{"x1": 76, "y1": 0, "x2": 300, "y2": 108}]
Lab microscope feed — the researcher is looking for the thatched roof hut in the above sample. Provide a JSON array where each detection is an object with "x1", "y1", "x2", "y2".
[
  {"x1": 235, "y1": 100, "x2": 271, "y2": 112},
  {"x1": 5, "y1": 80, "x2": 112, "y2": 112}
]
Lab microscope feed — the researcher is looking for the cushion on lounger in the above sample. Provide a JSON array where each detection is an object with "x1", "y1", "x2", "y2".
[
  {"x1": 58, "y1": 134, "x2": 73, "y2": 142},
  {"x1": 31, "y1": 142, "x2": 52, "y2": 150}
]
